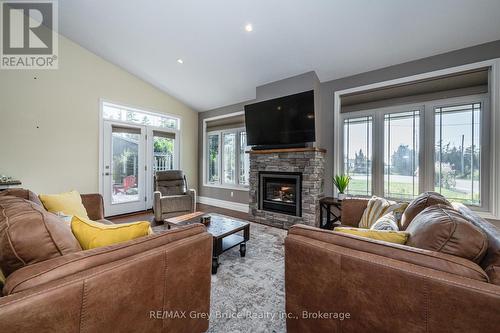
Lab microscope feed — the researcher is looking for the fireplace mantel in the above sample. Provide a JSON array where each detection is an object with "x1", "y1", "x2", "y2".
[{"x1": 246, "y1": 147, "x2": 326, "y2": 154}]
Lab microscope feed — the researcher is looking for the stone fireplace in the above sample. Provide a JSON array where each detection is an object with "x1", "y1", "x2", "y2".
[{"x1": 249, "y1": 148, "x2": 326, "y2": 229}]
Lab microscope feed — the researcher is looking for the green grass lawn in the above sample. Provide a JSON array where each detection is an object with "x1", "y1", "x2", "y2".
[{"x1": 347, "y1": 178, "x2": 479, "y2": 205}]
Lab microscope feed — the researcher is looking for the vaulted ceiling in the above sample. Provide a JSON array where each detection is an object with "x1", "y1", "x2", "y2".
[{"x1": 59, "y1": 0, "x2": 500, "y2": 111}]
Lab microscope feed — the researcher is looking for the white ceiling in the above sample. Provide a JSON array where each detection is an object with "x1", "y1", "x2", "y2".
[{"x1": 58, "y1": 0, "x2": 500, "y2": 111}]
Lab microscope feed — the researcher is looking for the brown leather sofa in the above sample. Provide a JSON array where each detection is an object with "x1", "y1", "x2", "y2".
[
  {"x1": 285, "y1": 197, "x2": 500, "y2": 332},
  {"x1": 0, "y1": 189, "x2": 212, "y2": 333}
]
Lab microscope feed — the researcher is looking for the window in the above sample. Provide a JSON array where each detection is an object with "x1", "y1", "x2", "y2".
[
  {"x1": 341, "y1": 96, "x2": 488, "y2": 208},
  {"x1": 102, "y1": 102, "x2": 179, "y2": 130},
  {"x1": 207, "y1": 133, "x2": 220, "y2": 184},
  {"x1": 223, "y1": 132, "x2": 236, "y2": 184},
  {"x1": 343, "y1": 117, "x2": 372, "y2": 196},
  {"x1": 435, "y1": 103, "x2": 482, "y2": 205},
  {"x1": 205, "y1": 128, "x2": 248, "y2": 188},
  {"x1": 384, "y1": 111, "x2": 420, "y2": 200}
]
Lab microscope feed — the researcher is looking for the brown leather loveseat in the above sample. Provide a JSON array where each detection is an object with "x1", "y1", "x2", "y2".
[
  {"x1": 285, "y1": 195, "x2": 500, "y2": 332},
  {"x1": 0, "y1": 189, "x2": 212, "y2": 332}
]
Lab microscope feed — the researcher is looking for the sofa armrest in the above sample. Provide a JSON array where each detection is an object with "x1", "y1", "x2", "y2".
[
  {"x1": 285, "y1": 229, "x2": 500, "y2": 333},
  {"x1": 289, "y1": 224, "x2": 489, "y2": 282},
  {"x1": 0, "y1": 224, "x2": 212, "y2": 332},
  {"x1": 341, "y1": 198, "x2": 368, "y2": 227},
  {"x1": 81, "y1": 193, "x2": 105, "y2": 220},
  {"x1": 187, "y1": 189, "x2": 196, "y2": 212},
  {"x1": 3, "y1": 224, "x2": 208, "y2": 295}
]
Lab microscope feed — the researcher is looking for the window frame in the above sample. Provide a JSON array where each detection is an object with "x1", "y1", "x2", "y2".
[
  {"x1": 340, "y1": 94, "x2": 489, "y2": 211},
  {"x1": 204, "y1": 126, "x2": 249, "y2": 190}
]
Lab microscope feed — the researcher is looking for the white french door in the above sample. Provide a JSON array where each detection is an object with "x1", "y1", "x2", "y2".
[
  {"x1": 145, "y1": 127, "x2": 180, "y2": 209},
  {"x1": 103, "y1": 121, "x2": 147, "y2": 216}
]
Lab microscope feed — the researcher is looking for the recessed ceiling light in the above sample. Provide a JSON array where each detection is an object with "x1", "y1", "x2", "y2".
[
  {"x1": 245, "y1": 23, "x2": 253, "y2": 32},
  {"x1": 177, "y1": 58, "x2": 184, "y2": 64}
]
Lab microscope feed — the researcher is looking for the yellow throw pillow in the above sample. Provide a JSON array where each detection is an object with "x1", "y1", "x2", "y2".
[
  {"x1": 39, "y1": 190, "x2": 89, "y2": 219},
  {"x1": 335, "y1": 227, "x2": 409, "y2": 245},
  {"x1": 71, "y1": 216, "x2": 152, "y2": 250}
]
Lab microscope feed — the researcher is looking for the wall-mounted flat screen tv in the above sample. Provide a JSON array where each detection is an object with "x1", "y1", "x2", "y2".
[{"x1": 244, "y1": 90, "x2": 315, "y2": 148}]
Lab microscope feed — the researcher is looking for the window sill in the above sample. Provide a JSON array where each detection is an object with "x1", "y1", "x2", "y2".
[{"x1": 203, "y1": 183, "x2": 249, "y2": 192}]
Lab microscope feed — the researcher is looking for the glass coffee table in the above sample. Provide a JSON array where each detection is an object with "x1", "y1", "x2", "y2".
[{"x1": 164, "y1": 212, "x2": 250, "y2": 274}]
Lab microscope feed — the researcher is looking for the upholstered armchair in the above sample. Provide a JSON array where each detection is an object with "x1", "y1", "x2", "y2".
[{"x1": 153, "y1": 170, "x2": 196, "y2": 222}]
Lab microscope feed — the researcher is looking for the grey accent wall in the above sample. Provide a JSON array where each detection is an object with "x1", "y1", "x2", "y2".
[{"x1": 198, "y1": 40, "x2": 500, "y2": 205}]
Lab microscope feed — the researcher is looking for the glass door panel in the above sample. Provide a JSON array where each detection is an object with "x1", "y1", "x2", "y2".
[
  {"x1": 111, "y1": 127, "x2": 141, "y2": 204},
  {"x1": 153, "y1": 131, "x2": 175, "y2": 173},
  {"x1": 103, "y1": 122, "x2": 146, "y2": 216},
  {"x1": 146, "y1": 128, "x2": 179, "y2": 209}
]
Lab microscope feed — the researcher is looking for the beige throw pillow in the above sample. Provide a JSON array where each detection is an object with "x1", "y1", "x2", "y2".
[
  {"x1": 371, "y1": 212, "x2": 399, "y2": 231},
  {"x1": 359, "y1": 196, "x2": 399, "y2": 229}
]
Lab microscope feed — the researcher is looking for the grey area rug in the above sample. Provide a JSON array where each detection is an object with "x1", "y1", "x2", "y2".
[
  {"x1": 207, "y1": 221, "x2": 287, "y2": 333},
  {"x1": 154, "y1": 218, "x2": 287, "y2": 332}
]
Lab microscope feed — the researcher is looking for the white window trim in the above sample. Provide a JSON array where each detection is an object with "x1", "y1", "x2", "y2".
[
  {"x1": 341, "y1": 95, "x2": 489, "y2": 210},
  {"x1": 202, "y1": 111, "x2": 249, "y2": 191},
  {"x1": 334, "y1": 59, "x2": 500, "y2": 219}
]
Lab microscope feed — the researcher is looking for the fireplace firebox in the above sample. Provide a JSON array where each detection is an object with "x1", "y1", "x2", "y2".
[{"x1": 259, "y1": 172, "x2": 302, "y2": 217}]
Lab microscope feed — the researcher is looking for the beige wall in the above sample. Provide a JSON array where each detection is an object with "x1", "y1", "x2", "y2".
[{"x1": 0, "y1": 35, "x2": 198, "y2": 195}]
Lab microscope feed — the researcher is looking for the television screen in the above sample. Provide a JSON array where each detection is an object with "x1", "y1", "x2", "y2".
[{"x1": 244, "y1": 90, "x2": 315, "y2": 147}]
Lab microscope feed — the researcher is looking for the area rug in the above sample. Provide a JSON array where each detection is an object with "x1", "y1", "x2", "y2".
[
  {"x1": 153, "y1": 217, "x2": 287, "y2": 332},
  {"x1": 207, "y1": 221, "x2": 287, "y2": 333}
]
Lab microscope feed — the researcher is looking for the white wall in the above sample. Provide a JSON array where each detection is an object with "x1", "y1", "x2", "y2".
[{"x1": 0, "y1": 35, "x2": 198, "y2": 195}]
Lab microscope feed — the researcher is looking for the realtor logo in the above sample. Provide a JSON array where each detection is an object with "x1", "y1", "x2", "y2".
[{"x1": 1, "y1": 0, "x2": 58, "y2": 69}]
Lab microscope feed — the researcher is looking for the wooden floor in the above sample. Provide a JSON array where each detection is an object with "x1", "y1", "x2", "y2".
[{"x1": 109, "y1": 203, "x2": 250, "y2": 226}]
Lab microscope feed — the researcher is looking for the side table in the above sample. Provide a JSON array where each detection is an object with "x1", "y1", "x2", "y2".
[
  {"x1": 319, "y1": 197, "x2": 342, "y2": 229},
  {"x1": 0, "y1": 181, "x2": 22, "y2": 191}
]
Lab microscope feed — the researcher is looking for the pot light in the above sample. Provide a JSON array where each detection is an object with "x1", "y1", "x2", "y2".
[
  {"x1": 245, "y1": 23, "x2": 253, "y2": 32},
  {"x1": 177, "y1": 58, "x2": 184, "y2": 64}
]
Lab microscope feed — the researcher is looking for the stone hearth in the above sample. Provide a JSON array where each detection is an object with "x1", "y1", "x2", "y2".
[{"x1": 248, "y1": 148, "x2": 326, "y2": 229}]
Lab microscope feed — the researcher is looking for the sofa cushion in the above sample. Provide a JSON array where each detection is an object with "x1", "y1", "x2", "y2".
[
  {"x1": 406, "y1": 205, "x2": 488, "y2": 263},
  {"x1": 452, "y1": 202, "x2": 500, "y2": 285},
  {"x1": 0, "y1": 196, "x2": 82, "y2": 276},
  {"x1": 400, "y1": 191, "x2": 452, "y2": 230},
  {"x1": 0, "y1": 188, "x2": 42, "y2": 206}
]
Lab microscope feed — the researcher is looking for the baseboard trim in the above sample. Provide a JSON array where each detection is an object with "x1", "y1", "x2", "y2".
[{"x1": 198, "y1": 196, "x2": 249, "y2": 213}]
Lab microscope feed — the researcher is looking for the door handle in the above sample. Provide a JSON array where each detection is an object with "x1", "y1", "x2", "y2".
[{"x1": 104, "y1": 172, "x2": 110, "y2": 176}]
